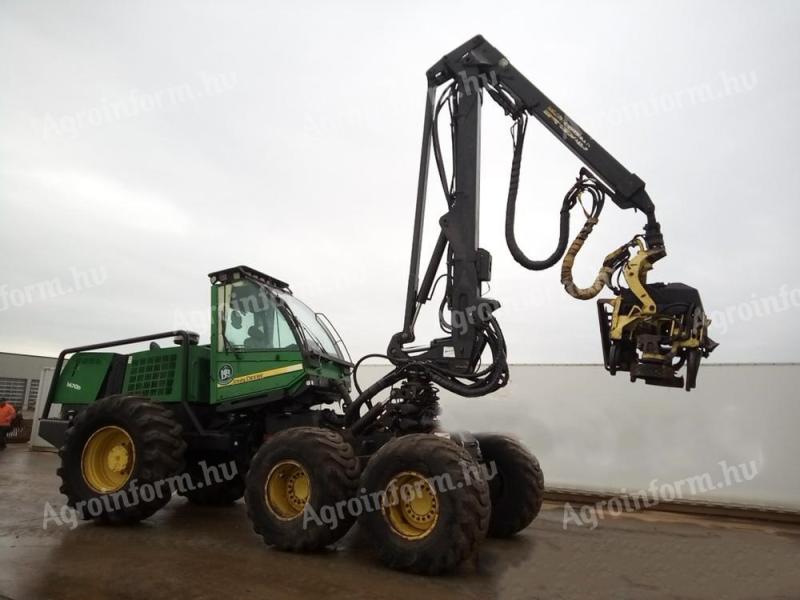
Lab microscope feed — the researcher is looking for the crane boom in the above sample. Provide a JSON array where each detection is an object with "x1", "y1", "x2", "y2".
[{"x1": 345, "y1": 35, "x2": 716, "y2": 433}]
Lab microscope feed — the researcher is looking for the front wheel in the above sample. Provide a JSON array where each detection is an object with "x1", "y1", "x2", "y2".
[
  {"x1": 57, "y1": 395, "x2": 186, "y2": 524},
  {"x1": 358, "y1": 434, "x2": 491, "y2": 574},
  {"x1": 245, "y1": 427, "x2": 360, "y2": 551}
]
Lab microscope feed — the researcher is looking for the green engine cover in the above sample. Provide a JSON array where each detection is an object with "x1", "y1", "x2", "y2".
[{"x1": 53, "y1": 352, "x2": 116, "y2": 404}]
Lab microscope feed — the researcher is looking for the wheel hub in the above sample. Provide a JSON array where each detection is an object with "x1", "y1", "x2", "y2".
[
  {"x1": 383, "y1": 471, "x2": 439, "y2": 540},
  {"x1": 106, "y1": 444, "x2": 130, "y2": 473},
  {"x1": 81, "y1": 425, "x2": 135, "y2": 493},
  {"x1": 265, "y1": 460, "x2": 311, "y2": 520}
]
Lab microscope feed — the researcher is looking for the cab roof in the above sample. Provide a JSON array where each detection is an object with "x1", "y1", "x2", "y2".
[{"x1": 207, "y1": 265, "x2": 290, "y2": 291}]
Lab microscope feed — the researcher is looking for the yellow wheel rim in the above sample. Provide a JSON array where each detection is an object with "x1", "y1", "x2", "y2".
[
  {"x1": 383, "y1": 471, "x2": 439, "y2": 540},
  {"x1": 265, "y1": 460, "x2": 311, "y2": 520},
  {"x1": 81, "y1": 425, "x2": 135, "y2": 493}
]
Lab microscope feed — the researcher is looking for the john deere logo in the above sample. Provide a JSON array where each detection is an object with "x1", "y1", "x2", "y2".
[{"x1": 218, "y1": 364, "x2": 233, "y2": 385}]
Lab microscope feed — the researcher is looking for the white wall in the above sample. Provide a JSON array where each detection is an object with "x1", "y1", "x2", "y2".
[{"x1": 357, "y1": 364, "x2": 800, "y2": 511}]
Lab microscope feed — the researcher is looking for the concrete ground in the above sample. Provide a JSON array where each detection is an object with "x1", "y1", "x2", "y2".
[{"x1": 1, "y1": 446, "x2": 798, "y2": 600}]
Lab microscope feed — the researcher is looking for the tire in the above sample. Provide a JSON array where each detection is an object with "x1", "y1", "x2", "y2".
[
  {"x1": 475, "y1": 433, "x2": 544, "y2": 538},
  {"x1": 57, "y1": 395, "x2": 186, "y2": 524},
  {"x1": 358, "y1": 434, "x2": 491, "y2": 575},
  {"x1": 179, "y1": 451, "x2": 245, "y2": 506},
  {"x1": 245, "y1": 427, "x2": 359, "y2": 551}
]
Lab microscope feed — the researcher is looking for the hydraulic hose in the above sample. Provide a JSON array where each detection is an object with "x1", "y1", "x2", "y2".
[
  {"x1": 426, "y1": 318, "x2": 509, "y2": 397},
  {"x1": 347, "y1": 318, "x2": 510, "y2": 432},
  {"x1": 504, "y1": 117, "x2": 615, "y2": 300},
  {"x1": 560, "y1": 217, "x2": 613, "y2": 299},
  {"x1": 559, "y1": 174, "x2": 612, "y2": 300},
  {"x1": 505, "y1": 117, "x2": 573, "y2": 271},
  {"x1": 344, "y1": 366, "x2": 407, "y2": 426}
]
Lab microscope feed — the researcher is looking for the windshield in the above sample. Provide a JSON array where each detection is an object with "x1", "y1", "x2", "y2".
[{"x1": 273, "y1": 288, "x2": 342, "y2": 359}]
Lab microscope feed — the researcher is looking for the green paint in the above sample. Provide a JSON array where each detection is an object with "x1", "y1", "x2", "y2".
[{"x1": 50, "y1": 267, "x2": 351, "y2": 410}]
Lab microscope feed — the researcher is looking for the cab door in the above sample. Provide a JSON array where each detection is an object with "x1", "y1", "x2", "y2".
[{"x1": 210, "y1": 280, "x2": 305, "y2": 404}]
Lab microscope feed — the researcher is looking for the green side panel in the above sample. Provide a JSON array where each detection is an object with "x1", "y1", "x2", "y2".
[
  {"x1": 212, "y1": 351, "x2": 307, "y2": 404},
  {"x1": 53, "y1": 352, "x2": 115, "y2": 404},
  {"x1": 122, "y1": 347, "x2": 183, "y2": 402}
]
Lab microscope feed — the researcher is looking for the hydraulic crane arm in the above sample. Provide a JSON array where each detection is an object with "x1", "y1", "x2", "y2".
[
  {"x1": 428, "y1": 36, "x2": 655, "y2": 216},
  {"x1": 345, "y1": 36, "x2": 716, "y2": 434}
]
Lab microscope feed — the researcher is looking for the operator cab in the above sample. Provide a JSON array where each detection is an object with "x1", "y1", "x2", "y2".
[
  {"x1": 208, "y1": 266, "x2": 351, "y2": 405},
  {"x1": 208, "y1": 265, "x2": 349, "y2": 364}
]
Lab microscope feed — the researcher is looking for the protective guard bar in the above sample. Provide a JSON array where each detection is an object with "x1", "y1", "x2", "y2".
[{"x1": 42, "y1": 330, "x2": 205, "y2": 433}]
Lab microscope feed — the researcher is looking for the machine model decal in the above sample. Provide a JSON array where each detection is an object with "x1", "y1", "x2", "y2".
[{"x1": 217, "y1": 363, "x2": 303, "y2": 388}]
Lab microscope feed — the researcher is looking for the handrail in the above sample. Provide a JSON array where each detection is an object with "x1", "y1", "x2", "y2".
[{"x1": 316, "y1": 312, "x2": 353, "y2": 364}]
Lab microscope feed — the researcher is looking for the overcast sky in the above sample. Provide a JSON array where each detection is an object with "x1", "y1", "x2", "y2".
[{"x1": 1, "y1": 0, "x2": 798, "y2": 362}]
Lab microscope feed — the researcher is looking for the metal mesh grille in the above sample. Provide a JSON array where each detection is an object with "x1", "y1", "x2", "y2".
[{"x1": 126, "y1": 354, "x2": 177, "y2": 397}]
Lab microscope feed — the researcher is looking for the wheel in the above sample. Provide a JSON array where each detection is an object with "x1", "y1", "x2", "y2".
[
  {"x1": 179, "y1": 451, "x2": 245, "y2": 506},
  {"x1": 358, "y1": 434, "x2": 491, "y2": 574},
  {"x1": 475, "y1": 434, "x2": 544, "y2": 537},
  {"x1": 245, "y1": 427, "x2": 359, "y2": 551},
  {"x1": 57, "y1": 395, "x2": 186, "y2": 524}
]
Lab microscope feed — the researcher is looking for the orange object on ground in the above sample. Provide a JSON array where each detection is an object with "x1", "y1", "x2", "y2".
[{"x1": 0, "y1": 402, "x2": 17, "y2": 426}]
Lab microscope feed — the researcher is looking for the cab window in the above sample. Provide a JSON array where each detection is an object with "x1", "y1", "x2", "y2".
[{"x1": 219, "y1": 281, "x2": 299, "y2": 351}]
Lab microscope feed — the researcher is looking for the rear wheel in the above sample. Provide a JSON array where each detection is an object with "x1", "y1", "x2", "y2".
[
  {"x1": 245, "y1": 427, "x2": 359, "y2": 551},
  {"x1": 358, "y1": 434, "x2": 491, "y2": 574},
  {"x1": 57, "y1": 395, "x2": 186, "y2": 524},
  {"x1": 475, "y1": 433, "x2": 544, "y2": 537}
]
